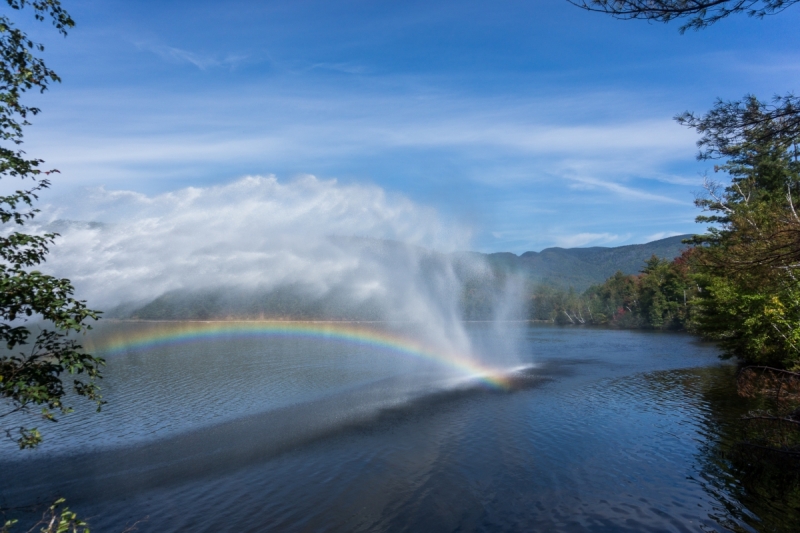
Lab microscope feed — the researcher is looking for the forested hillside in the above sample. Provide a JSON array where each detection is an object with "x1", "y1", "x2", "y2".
[{"x1": 531, "y1": 252, "x2": 696, "y2": 329}]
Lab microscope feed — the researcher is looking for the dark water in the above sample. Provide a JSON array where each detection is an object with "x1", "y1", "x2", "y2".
[{"x1": 2, "y1": 323, "x2": 798, "y2": 532}]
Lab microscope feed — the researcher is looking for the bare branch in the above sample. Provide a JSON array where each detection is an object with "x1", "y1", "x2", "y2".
[{"x1": 569, "y1": 1, "x2": 800, "y2": 32}]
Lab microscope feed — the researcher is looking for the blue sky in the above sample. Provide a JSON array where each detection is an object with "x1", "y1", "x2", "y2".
[{"x1": 15, "y1": 0, "x2": 800, "y2": 253}]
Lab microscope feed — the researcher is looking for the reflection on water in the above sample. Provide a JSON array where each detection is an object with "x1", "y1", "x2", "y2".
[
  {"x1": 2, "y1": 323, "x2": 798, "y2": 532},
  {"x1": 692, "y1": 367, "x2": 800, "y2": 532}
]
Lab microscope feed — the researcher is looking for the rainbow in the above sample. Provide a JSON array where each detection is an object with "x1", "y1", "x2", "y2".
[{"x1": 91, "y1": 321, "x2": 512, "y2": 389}]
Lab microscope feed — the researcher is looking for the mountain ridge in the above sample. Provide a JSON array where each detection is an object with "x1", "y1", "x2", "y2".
[{"x1": 458, "y1": 234, "x2": 693, "y2": 292}]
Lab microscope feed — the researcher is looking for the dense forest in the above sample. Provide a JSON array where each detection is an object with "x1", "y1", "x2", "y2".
[{"x1": 527, "y1": 251, "x2": 695, "y2": 330}]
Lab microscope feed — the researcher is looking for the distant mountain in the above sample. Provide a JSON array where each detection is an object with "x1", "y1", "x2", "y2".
[{"x1": 457, "y1": 234, "x2": 694, "y2": 292}]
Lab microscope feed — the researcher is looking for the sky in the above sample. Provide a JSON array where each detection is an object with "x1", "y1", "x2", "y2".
[{"x1": 13, "y1": 0, "x2": 800, "y2": 253}]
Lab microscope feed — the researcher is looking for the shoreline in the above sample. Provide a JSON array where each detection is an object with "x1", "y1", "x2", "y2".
[{"x1": 103, "y1": 318, "x2": 554, "y2": 324}]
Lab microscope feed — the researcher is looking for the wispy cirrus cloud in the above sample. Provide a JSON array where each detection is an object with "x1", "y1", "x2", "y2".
[
  {"x1": 553, "y1": 232, "x2": 629, "y2": 248},
  {"x1": 566, "y1": 176, "x2": 689, "y2": 205},
  {"x1": 27, "y1": 85, "x2": 697, "y2": 179},
  {"x1": 138, "y1": 43, "x2": 251, "y2": 70},
  {"x1": 21, "y1": 81, "x2": 703, "y2": 253},
  {"x1": 645, "y1": 231, "x2": 685, "y2": 242},
  {"x1": 305, "y1": 62, "x2": 369, "y2": 75},
  {"x1": 15, "y1": 0, "x2": 797, "y2": 257}
]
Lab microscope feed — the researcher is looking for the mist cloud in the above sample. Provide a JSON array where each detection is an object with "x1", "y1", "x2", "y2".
[{"x1": 34, "y1": 175, "x2": 469, "y2": 309}]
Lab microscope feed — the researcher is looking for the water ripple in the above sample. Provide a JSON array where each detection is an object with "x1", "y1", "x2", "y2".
[{"x1": 3, "y1": 324, "x2": 796, "y2": 532}]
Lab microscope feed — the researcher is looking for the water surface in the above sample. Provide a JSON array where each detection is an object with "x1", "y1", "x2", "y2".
[{"x1": 2, "y1": 323, "x2": 796, "y2": 532}]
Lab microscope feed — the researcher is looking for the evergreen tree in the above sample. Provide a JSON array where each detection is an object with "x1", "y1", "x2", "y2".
[{"x1": 687, "y1": 99, "x2": 800, "y2": 367}]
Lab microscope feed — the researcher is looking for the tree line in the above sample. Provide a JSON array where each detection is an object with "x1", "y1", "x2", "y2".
[{"x1": 528, "y1": 251, "x2": 696, "y2": 329}]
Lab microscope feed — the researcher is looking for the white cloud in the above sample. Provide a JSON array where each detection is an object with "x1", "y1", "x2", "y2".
[
  {"x1": 23, "y1": 85, "x2": 698, "y2": 190},
  {"x1": 566, "y1": 176, "x2": 688, "y2": 205},
  {"x1": 644, "y1": 231, "x2": 684, "y2": 242},
  {"x1": 12, "y1": 83, "x2": 704, "y2": 257},
  {"x1": 552, "y1": 232, "x2": 627, "y2": 248},
  {"x1": 29, "y1": 176, "x2": 488, "y2": 352}
]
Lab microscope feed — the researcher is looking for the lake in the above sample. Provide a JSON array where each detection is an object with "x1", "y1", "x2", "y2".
[{"x1": 1, "y1": 322, "x2": 797, "y2": 532}]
